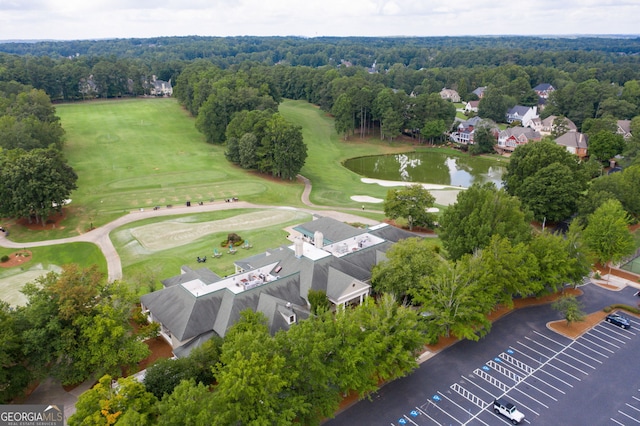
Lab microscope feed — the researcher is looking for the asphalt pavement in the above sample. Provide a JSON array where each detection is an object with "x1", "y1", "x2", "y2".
[{"x1": 325, "y1": 282, "x2": 640, "y2": 425}]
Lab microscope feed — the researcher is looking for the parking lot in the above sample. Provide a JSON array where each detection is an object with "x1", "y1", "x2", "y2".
[{"x1": 389, "y1": 312, "x2": 640, "y2": 425}]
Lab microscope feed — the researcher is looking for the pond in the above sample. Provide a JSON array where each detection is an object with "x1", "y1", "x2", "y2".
[{"x1": 343, "y1": 151, "x2": 506, "y2": 188}]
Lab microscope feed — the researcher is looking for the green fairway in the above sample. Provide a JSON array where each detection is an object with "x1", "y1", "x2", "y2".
[
  {"x1": 42, "y1": 98, "x2": 304, "y2": 239},
  {"x1": 279, "y1": 100, "x2": 414, "y2": 207}
]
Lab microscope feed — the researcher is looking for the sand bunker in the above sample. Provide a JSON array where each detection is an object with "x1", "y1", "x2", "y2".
[
  {"x1": 130, "y1": 209, "x2": 307, "y2": 251},
  {"x1": 351, "y1": 195, "x2": 384, "y2": 203},
  {"x1": 356, "y1": 178, "x2": 464, "y2": 206}
]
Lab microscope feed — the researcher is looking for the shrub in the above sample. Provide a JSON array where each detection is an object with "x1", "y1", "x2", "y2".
[
  {"x1": 0, "y1": 255, "x2": 9, "y2": 263},
  {"x1": 606, "y1": 304, "x2": 640, "y2": 315}
]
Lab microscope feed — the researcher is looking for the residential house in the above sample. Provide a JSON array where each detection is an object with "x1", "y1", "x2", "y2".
[
  {"x1": 150, "y1": 76, "x2": 173, "y2": 96},
  {"x1": 140, "y1": 216, "x2": 417, "y2": 357},
  {"x1": 440, "y1": 88, "x2": 461, "y2": 103},
  {"x1": 496, "y1": 127, "x2": 542, "y2": 154},
  {"x1": 472, "y1": 86, "x2": 487, "y2": 99},
  {"x1": 506, "y1": 105, "x2": 538, "y2": 125},
  {"x1": 464, "y1": 100, "x2": 480, "y2": 114},
  {"x1": 617, "y1": 120, "x2": 633, "y2": 140},
  {"x1": 555, "y1": 131, "x2": 589, "y2": 159},
  {"x1": 450, "y1": 116, "x2": 484, "y2": 144},
  {"x1": 533, "y1": 83, "x2": 555, "y2": 99},
  {"x1": 536, "y1": 115, "x2": 578, "y2": 136}
]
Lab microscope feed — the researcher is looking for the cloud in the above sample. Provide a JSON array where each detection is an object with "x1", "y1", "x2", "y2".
[{"x1": 0, "y1": 0, "x2": 638, "y2": 40}]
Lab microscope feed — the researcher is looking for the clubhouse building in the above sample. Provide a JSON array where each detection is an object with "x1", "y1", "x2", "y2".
[{"x1": 140, "y1": 216, "x2": 417, "y2": 357}]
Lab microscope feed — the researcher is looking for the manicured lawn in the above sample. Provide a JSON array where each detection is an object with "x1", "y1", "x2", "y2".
[
  {"x1": 0, "y1": 243, "x2": 106, "y2": 306},
  {"x1": 113, "y1": 208, "x2": 312, "y2": 293},
  {"x1": 279, "y1": 100, "x2": 414, "y2": 207},
  {"x1": 1, "y1": 97, "x2": 453, "y2": 294},
  {"x1": 42, "y1": 98, "x2": 304, "y2": 239}
]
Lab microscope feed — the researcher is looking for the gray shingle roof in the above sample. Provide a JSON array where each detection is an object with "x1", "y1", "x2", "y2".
[
  {"x1": 555, "y1": 131, "x2": 589, "y2": 149},
  {"x1": 143, "y1": 218, "x2": 417, "y2": 355},
  {"x1": 293, "y1": 216, "x2": 365, "y2": 243}
]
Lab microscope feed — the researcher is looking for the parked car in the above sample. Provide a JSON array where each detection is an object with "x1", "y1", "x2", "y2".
[
  {"x1": 605, "y1": 313, "x2": 631, "y2": 329},
  {"x1": 493, "y1": 398, "x2": 525, "y2": 424}
]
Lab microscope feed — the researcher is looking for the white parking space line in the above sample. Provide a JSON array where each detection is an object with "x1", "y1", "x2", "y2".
[
  {"x1": 565, "y1": 345, "x2": 604, "y2": 364},
  {"x1": 618, "y1": 409, "x2": 640, "y2": 423},
  {"x1": 601, "y1": 324, "x2": 634, "y2": 339},
  {"x1": 463, "y1": 375, "x2": 499, "y2": 398},
  {"x1": 592, "y1": 326, "x2": 629, "y2": 344},
  {"x1": 505, "y1": 388, "x2": 549, "y2": 416},
  {"x1": 532, "y1": 330, "x2": 569, "y2": 347},
  {"x1": 401, "y1": 415, "x2": 420, "y2": 425},
  {"x1": 582, "y1": 330, "x2": 621, "y2": 349},
  {"x1": 507, "y1": 388, "x2": 544, "y2": 413},
  {"x1": 610, "y1": 417, "x2": 626, "y2": 425},
  {"x1": 633, "y1": 395, "x2": 640, "y2": 402},
  {"x1": 499, "y1": 352, "x2": 533, "y2": 374},
  {"x1": 527, "y1": 336, "x2": 597, "y2": 370},
  {"x1": 474, "y1": 369, "x2": 509, "y2": 392},
  {"x1": 573, "y1": 338, "x2": 611, "y2": 358},
  {"x1": 625, "y1": 403, "x2": 640, "y2": 413},
  {"x1": 487, "y1": 360, "x2": 524, "y2": 383},
  {"x1": 436, "y1": 391, "x2": 480, "y2": 425},
  {"x1": 415, "y1": 405, "x2": 442, "y2": 426},
  {"x1": 488, "y1": 358, "x2": 570, "y2": 396},
  {"x1": 510, "y1": 345, "x2": 582, "y2": 381},
  {"x1": 517, "y1": 340, "x2": 590, "y2": 375},
  {"x1": 535, "y1": 368, "x2": 575, "y2": 388},
  {"x1": 522, "y1": 371, "x2": 567, "y2": 396},
  {"x1": 450, "y1": 383, "x2": 489, "y2": 409},
  {"x1": 512, "y1": 377, "x2": 558, "y2": 402}
]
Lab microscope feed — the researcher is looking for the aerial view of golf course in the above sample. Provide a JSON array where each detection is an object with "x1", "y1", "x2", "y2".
[{"x1": 0, "y1": 97, "x2": 471, "y2": 303}]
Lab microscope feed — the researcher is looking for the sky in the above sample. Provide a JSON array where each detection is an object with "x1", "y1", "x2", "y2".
[{"x1": 1, "y1": 0, "x2": 639, "y2": 41}]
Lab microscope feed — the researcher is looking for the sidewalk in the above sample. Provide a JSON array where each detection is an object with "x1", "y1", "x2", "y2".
[{"x1": 24, "y1": 376, "x2": 96, "y2": 423}]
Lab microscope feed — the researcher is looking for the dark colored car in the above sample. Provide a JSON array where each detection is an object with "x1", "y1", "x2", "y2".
[{"x1": 605, "y1": 313, "x2": 631, "y2": 329}]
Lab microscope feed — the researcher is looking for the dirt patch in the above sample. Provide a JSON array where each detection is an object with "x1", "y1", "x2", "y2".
[
  {"x1": 12, "y1": 208, "x2": 68, "y2": 231},
  {"x1": 384, "y1": 219, "x2": 437, "y2": 235},
  {"x1": 548, "y1": 311, "x2": 609, "y2": 339},
  {"x1": 0, "y1": 250, "x2": 33, "y2": 268},
  {"x1": 137, "y1": 337, "x2": 174, "y2": 371}
]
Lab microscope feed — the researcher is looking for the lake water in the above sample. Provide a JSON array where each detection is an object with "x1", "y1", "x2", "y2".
[{"x1": 343, "y1": 151, "x2": 505, "y2": 188}]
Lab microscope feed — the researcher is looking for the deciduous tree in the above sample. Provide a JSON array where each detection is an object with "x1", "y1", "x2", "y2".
[
  {"x1": 383, "y1": 184, "x2": 436, "y2": 231},
  {"x1": 552, "y1": 295, "x2": 586, "y2": 325},
  {"x1": 69, "y1": 375, "x2": 158, "y2": 426},
  {"x1": 0, "y1": 147, "x2": 77, "y2": 225},
  {"x1": 583, "y1": 199, "x2": 635, "y2": 268},
  {"x1": 438, "y1": 183, "x2": 532, "y2": 261},
  {"x1": 19, "y1": 265, "x2": 149, "y2": 385},
  {"x1": 371, "y1": 237, "x2": 443, "y2": 302}
]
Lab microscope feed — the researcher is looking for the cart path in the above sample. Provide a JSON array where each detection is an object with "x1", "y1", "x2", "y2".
[{"x1": 0, "y1": 175, "x2": 379, "y2": 281}]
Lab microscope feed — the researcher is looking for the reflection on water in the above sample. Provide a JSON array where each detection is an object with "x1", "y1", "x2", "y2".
[
  {"x1": 344, "y1": 151, "x2": 505, "y2": 188},
  {"x1": 396, "y1": 154, "x2": 422, "y2": 181}
]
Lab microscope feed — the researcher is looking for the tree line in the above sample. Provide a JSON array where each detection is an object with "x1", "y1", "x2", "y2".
[
  {"x1": 1, "y1": 264, "x2": 426, "y2": 425},
  {"x1": 0, "y1": 82, "x2": 77, "y2": 224}
]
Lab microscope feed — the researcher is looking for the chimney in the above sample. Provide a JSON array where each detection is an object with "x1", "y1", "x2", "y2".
[
  {"x1": 294, "y1": 238, "x2": 303, "y2": 258},
  {"x1": 314, "y1": 231, "x2": 324, "y2": 248}
]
